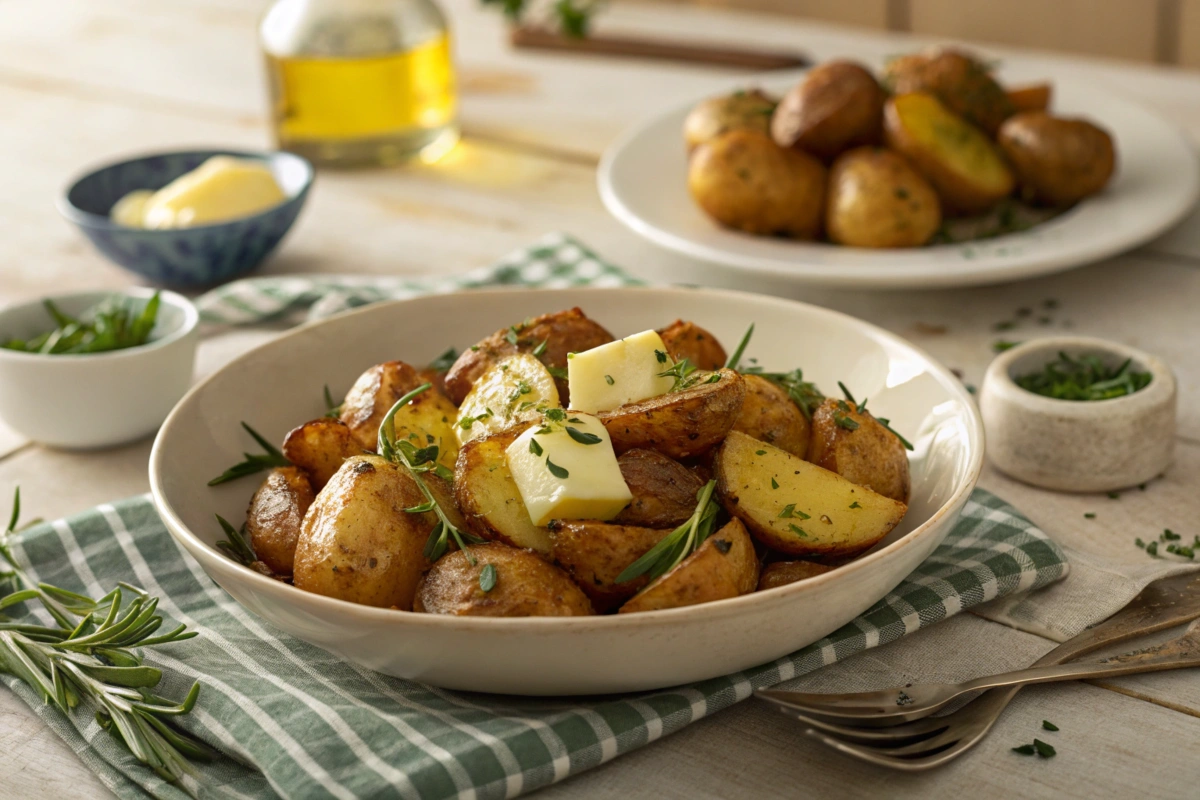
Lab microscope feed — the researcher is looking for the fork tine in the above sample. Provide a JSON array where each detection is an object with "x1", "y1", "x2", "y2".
[
  {"x1": 766, "y1": 704, "x2": 950, "y2": 744},
  {"x1": 804, "y1": 729, "x2": 970, "y2": 772}
]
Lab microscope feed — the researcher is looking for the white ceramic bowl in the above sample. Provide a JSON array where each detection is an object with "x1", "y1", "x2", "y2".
[
  {"x1": 150, "y1": 287, "x2": 983, "y2": 695},
  {"x1": 980, "y1": 337, "x2": 1176, "y2": 492},
  {"x1": 0, "y1": 289, "x2": 198, "y2": 449}
]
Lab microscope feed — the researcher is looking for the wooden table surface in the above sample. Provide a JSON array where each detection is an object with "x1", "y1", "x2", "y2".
[{"x1": 2, "y1": 1, "x2": 1200, "y2": 797}]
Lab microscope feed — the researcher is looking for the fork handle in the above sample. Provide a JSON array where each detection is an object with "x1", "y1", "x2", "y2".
[{"x1": 963, "y1": 646, "x2": 1200, "y2": 695}]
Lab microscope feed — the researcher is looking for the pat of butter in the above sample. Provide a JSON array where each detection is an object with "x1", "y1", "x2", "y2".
[
  {"x1": 505, "y1": 413, "x2": 632, "y2": 526},
  {"x1": 110, "y1": 156, "x2": 286, "y2": 229},
  {"x1": 566, "y1": 330, "x2": 676, "y2": 414}
]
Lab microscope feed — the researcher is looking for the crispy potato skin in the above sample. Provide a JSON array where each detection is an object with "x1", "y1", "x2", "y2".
[
  {"x1": 600, "y1": 369, "x2": 746, "y2": 459},
  {"x1": 884, "y1": 93, "x2": 1014, "y2": 216},
  {"x1": 282, "y1": 418, "x2": 363, "y2": 490},
  {"x1": 808, "y1": 399, "x2": 911, "y2": 503},
  {"x1": 731, "y1": 374, "x2": 811, "y2": 459},
  {"x1": 771, "y1": 61, "x2": 885, "y2": 160},
  {"x1": 757, "y1": 560, "x2": 838, "y2": 591},
  {"x1": 1005, "y1": 83, "x2": 1052, "y2": 114},
  {"x1": 338, "y1": 361, "x2": 425, "y2": 451},
  {"x1": 688, "y1": 130, "x2": 827, "y2": 238},
  {"x1": 825, "y1": 147, "x2": 942, "y2": 248},
  {"x1": 619, "y1": 518, "x2": 759, "y2": 614},
  {"x1": 883, "y1": 49, "x2": 1014, "y2": 136},
  {"x1": 415, "y1": 543, "x2": 594, "y2": 617},
  {"x1": 657, "y1": 319, "x2": 727, "y2": 371},
  {"x1": 292, "y1": 456, "x2": 434, "y2": 609},
  {"x1": 454, "y1": 424, "x2": 552, "y2": 554},
  {"x1": 549, "y1": 520, "x2": 668, "y2": 612},
  {"x1": 997, "y1": 112, "x2": 1116, "y2": 207},
  {"x1": 613, "y1": 449, "x2": 705, "y2": 528},
  {"x1": 683, "y1": 89, "x2": 776, "y2": 151},
  {"x1": 245, "y1": 467, "x2": 315, "y2": 576},
  {"x1": 444, "y1": 308, "x2": 614, "y2": 406}
]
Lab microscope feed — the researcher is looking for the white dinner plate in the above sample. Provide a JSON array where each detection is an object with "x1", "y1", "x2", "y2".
[
  {"x1": 150, "y1": 287, "x2": 982, "y2": 695},
  {"x1": 598, "y1": 65, "x2": 1200, "y2": 289}
]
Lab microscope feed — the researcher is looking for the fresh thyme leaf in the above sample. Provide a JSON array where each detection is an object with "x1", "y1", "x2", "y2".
[
  {"x1": 724, "y1": 324, "x2": 754, "y2": 370},
  {"x1": 604, "y1": 374, "x2": 614, "y2": 385},
  {"x1": 658, "y1": 357, "x2": 701, "y2": 392},
  {"x1": 850, "y1": 501, "x2": 862, "y2": 509},
  {"x1": 1033, "y1": 739, "x2": 1056, "y2": 758},
  {"x1": 565, "y1": 427, "x2": 601, "y2": 445},
  {"x1": 1084, "y1": 512, "x2": 1096, "y2": 519},
  {"x1": 479, "y1": 563, "x2": 498, "y2": 592},
  {"x1": 1011, "y1": 744, "x2": 1036, "y2": 755},
  {"x1": 770, "y1": 477, "x2": 779, "y2": 489},
  {"x1": 529, "y1": 438, "x2": 543, "y2": 456},
  {"x1": 655, "y1": 349, "x2": 668, "y2": 364},
  {"x1": 1146, "y1": 541, "x2": 1159, "y2": 556},
  {"x1": 1162, "y1": 529, "x2": 1181, "y2": 541},
  {"x1": 546, "y1": 458, "x2": 569, "y2": 479},
  {"x1": 617, "y1": 480, "x2": 720, "y2": 585},
  {"x1": 1042, "y1": 720, "x2": 1059, "y2": 731},
  {"x1": 215, "y1": 515, "x2": 256, "y2": 566},
  {"x1": 1015, "y1": 351, "x2": 1152, "y2": 401},
  {"x1": 207, "y1": 423, "x2": 291, "y2": 486},
  {"x1": 544, "y1": 408, "x2": 566, "y2": 422},
  {"x1": 755, "y1": 449, "x2": 767, "y2": 456}
]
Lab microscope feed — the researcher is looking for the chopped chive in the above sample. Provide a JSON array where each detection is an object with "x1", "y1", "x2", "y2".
[{"x1": 1084, "y1": 513, "x2": 1096, "y2": 519}]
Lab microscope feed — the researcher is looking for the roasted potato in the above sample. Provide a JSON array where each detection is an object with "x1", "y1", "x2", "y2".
[
  {"x1": 338, "y1": 361, "x2": 424, "y2": 451},
  {"x1": 619, "y1": 518, "x2": 759, "y2": 614},
  {"x1": 1005, "y1": 83, "x2": 1052, "y2": 114},
  {"x1": 884, "y1": 93, "x2": 1015, "y2": 216},
  {"x1": 997, "y1": 112, "x2": 1116, "y2": 207},
  {"x1": 613, "y1": 449, "x2": 705, "y2": 528},
  {"x1": 882, "y1": 49, "x2": 1014, "y2": 136},
  {"x1": 454, "y1": 424, "x2": 552, "y2": 554},
  {"x1": 293, "y1": 456, "x2": 437, "y2": 609},
  {"x1": 714, "y1": 431, "x2": 907, "y2": 559},
  {"x1": 415, "y1": 543, "x2": 594, "y2": 617},
  {"x1": 443, "y1": 307, "x2": 614, "y2": 406},
  {"x1": 282, "y1": 418, "x2": 364, "y2": 490},
  {"x1": 549, "y1": 520, "x2": 668, "y2": 612},
  {"x1": 600, "y1": 369, "x2": 746, "y2": 459},
  {"x1": 245, "y1": 466, "x2": 315, "y2": 576},
  {"x1": 688, "y1": 130, "x2": 827, "y2": 238},
  {"x1": 456, "y1": 353, "x2": 560, "y2": 444},
  {"x1": 825, "y1": 147, "x2": 942, "y2": 248},
  {"x1": 771, "y1": 60, "x2": 885, "y2": 160},
  {"x1": 808, "y1": 398, "x2": 911, "y2": 503},
  {"x1": 757, "y1": 560, "x2": 838, "y2": 591},
  {"x1": 657, "y1": 319, "x2": 727, "y2": 371},
  {"x1": 683, "y1": 89, "x2": 777, "y2": 151},
  {"x1": 731, "y1": 374, "x2": 811, "y2": 458}
]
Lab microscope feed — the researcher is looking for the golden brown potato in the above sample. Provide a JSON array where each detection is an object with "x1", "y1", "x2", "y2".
[
  {"x1": 771, "y1": 61, "x2": 885, "y2": 160},
  {"x1": 613, "y1": 449, "x2": 705, "y2": 528},
  {"x1": 245, "y1": 466, "x2": 314, "y2": 576},
  {"x1": 757, "y1": 560, "x2": 838, "y2": 591},
  {"x1": 997, "y1": 112, "x2": 1116, "y2": 207},
  {"x1": 455, "y1": 353, "x2": 559, "y2": 444},
  {"x1": 282, "y1": 418, "x2": 363, "y2": 491},
  {"x1": 454, "y1": 424, "x2": 552, "y2": 554},
  {"x1": 657, "y1": 319, "x2": 727, "y2": 371},
  {"x1": 731, "y1": 374, "x2": 811, "y2": 459},
  {"x1": 338, "y1": 361, "x2": 424, "y2": 451},
  {"x1": 883, "y1": 49, "x2": 1014, "y2": 136},
  {"x1": 1005, "y1": 83, "x2": 1052, "y2": 114},
  {"x1": 808, "y1": 398, "x2": 911, "y2": 503},
  {"x1": 825, "y1": 147, "x2": 943, "y2": 248},
  {"x1": 688, "y1": 130, "x2": 827, "y2": 238},
  {"x1": 884, "y1": 93, "x2": 1015, "y2": 216},
  {"x1": 443, "y1": 308, "x2": 614, "y2": 406},
  {"x1": 714, "y1": 431, "x2": 907, "y2": 559},
  {"x1": 619, "y1": 518, "x2": 759, "y2": 614},
  {"x1": 549, "y1": 520, "x2": 668, "y2": 612},
  {"x1": 683, "y1": 89, "x2": 777, "y2": 151},
  {"x1": 415, "y1": 543, "x2": 594, "y2": 617},
  {"x1": 292, "y1": 456, "x2": 435, "y2": 609},
  {"x1": 600, "y1": 369, "x2": 746, "y2": 459}
]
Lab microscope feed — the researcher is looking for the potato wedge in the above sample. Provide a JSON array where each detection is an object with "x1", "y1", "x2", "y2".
[
  {"x1": 444, "y1": 307, "x2": 614, "y2": 405},
  {"x1": 771, "y1": 60, "x2": 885, "y2": 160},
  {"x1": 731, "y1": 374, "x2": 810, "y2": 459},
  {"x1": 825, "y1": 146, "x2": 942, "y2": 248},
  {"x1": 657, "y1": 319, "x2": 727, "y2": 370},
  {"x1": 390, "y1": 388, "x2": 462, "y2": 471},
  {"x1": 415, "y1": 543, "x2": 594, "y2": 617},
  {"x1": 997, "y1": 112, "x2": 1116, "y2": 207},
  {"x1": 683, "y1": 89, "x2": 777, "y2": 151},
  {"x1": 757, "y1": 560, "x2": 838, "y2": 591},
  {"x1": 282, "y1": 418, "x2": 364, "y2": 490},
  {"x1": 1005, "y1": 83, "x2": 1052, "y2": 114},
  {"x1": 619, "y1": 518, "x2": 759, "y2": 614},
  {"x1": 454, "y1": 424, "x2": 552, "y2": 554},
  {"x1": 613, "y1": 449, "x2": 705, "y2": 528},
  {"x1": 883, "y1": 49, "x2": 1014, "y2": 136},
  {"x1": 600, "y1": 368, "x2": 745, "y2": 459},
  {"x1": 338, "y1": 361, "x2": 425, "y2": 451},
  {"x1": 245, "y1": 466, "x2": 315, "y2": 576},
  {"x1": 292, "y1": 455, "x2": 435, "y2": 609},
  {"x1": 808, "y1": 398, "x2": 911, "y2": 503},
  {"x1": 456, "y1": 353, "x2": 560, "y2": 445},
  {"x1": 714, "y1": 431, "x2": 907, "y2": 559},
  {"x1": 549, "y1": 520, "x2": 668, "y2": 612},
  {"x1": 884, "y1": 93, "x2": 1014, "y2": 216}
]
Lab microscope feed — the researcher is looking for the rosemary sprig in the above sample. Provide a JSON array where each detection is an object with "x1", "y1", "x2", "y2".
[
  {"x1": 1, "y1": 293, "x2": 161, "y2": 355},
  {"x1": 1015, "y1": 351, "x2": 1152, "y2": 401},
  {"x1": 659, "y1": 357, "x2": 706, "y2": 392},
  {"x1": 616, "y1": 480, "x2": 721, "y2": 585},
  {"x1": 837, "y1": 383, "x2": 914, "y2": 451},
  {"x1": 215, "y1": 515, "x2": 256, "y2": 567},
  {"x1": 323, "y1": 385, "x2": 343, "y2": 419},
  {"x1": 724, "y1": 324, "x2": 755, "y2": 371},
  {"x1": 428, "y1": 347, "x2": 459, "y2": 373},
  {"x1": 207, "y1": 423, "x2": 291, "y2": 486},
  {"x1": 744, "y1": 366, "x2": 825, "y2": 420},
  {"x1": 378, "y1": 385, "x2": 485, "y2": 565}
]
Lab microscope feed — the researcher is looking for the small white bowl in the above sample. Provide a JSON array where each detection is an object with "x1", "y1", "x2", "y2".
[
  {"x1": 980, "y1": 337, "x2": 1176, "y2": 492},
  {"x1": 0, "y1": 289, "x2": 198, "y2": 449}
]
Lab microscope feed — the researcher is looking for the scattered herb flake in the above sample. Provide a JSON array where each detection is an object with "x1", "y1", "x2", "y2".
[
  {"x1": 1107, "y1": 491, "x2": 1119, "y2": 499},
  {"x1": 479, "y1": 563, "x2": 497, "y2": 592},
  {"x1": 1033, "y1": 739, "x2": 1056, "y2": 758},
  {"x1": 1146, "y1": 541, "x2": 1159, "y2": 556},
  {"x1": 993, "y1": 340, "x2": 1020, "y2": 352},
  {"x1": 1162, "y1": 529, "x2": 1180, "y2": 541},
  {"x1": 770, "y1": 477, "x2": 779, "y2": 489},
  {"x1": 788, "y1": 523, "x2": 809, "y2": 538},
  {"x1": 529, "y1": 438, "x2": 543, "y2": 456},
  {"x1": 850, "y1": 501, "x2": 862, "y2": 509},
  {"x1": 1012, "y1": 744, "x2": 1036, "y2": 756},
  {"x1": 1084, "y1": 513, "x2": 1096, "y2": 519},
  {"x1": 565, "y1": 426, "x2": 601, "y2": 445},
  {"x1": 604, "y1": 374, "x2": 614, "y2": 385},
  {"x1": 755, "y1": 449, "x2": 767, "y2": 456},
  {"x1": 546, "y1": 457, "x2": 569, "y2": 479},
  {"x1": 1042, "y1": 720, "x2": 1059, "y2": 731},
  {"x1": 532, "y1": 339, "x2": 548, "y2": 357}
]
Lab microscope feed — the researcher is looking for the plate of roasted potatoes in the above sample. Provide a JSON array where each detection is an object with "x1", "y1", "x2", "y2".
[
  {"x1": 599, "y1": 48, "x2": 1200, "y2": 289},
  {"x1": 151, "y1": 287, "x2": 982, "y2": 694}
]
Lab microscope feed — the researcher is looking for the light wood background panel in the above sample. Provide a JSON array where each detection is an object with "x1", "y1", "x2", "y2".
[
  {"x1": 1179, "y1": 0, "x2": 1200, "y2": 67},
  {"x1": 639, "y1": 0, "x2": 891, "y2": 28}
]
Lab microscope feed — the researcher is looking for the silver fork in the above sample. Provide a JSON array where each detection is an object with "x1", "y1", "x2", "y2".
[{"x1": 756, "y1": 571, "x2": 1200, "y2": 770}]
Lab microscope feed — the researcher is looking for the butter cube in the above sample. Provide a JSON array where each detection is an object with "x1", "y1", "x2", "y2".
[{"x1": 566, "y1": 330, "x2": 676, "y2": 414}]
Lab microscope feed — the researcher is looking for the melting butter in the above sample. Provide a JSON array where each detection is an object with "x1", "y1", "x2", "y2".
[{"x1": 110, "y1": 156, "x2": 286, "y2": 229}]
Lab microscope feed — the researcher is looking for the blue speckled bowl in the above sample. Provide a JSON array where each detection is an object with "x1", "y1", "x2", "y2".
[{"x1": 59, "y1": 149, "x2": 314, "y2": 287}]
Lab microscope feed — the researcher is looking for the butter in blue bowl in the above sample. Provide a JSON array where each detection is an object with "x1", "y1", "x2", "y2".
[{"x1": 59, "y1": 149, "x2": 314, "y2": 287}]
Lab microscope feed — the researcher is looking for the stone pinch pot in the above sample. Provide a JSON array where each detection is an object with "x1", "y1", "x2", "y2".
[{"x1": 980, "y1": 336, "x2": 1176, "y2": 492}]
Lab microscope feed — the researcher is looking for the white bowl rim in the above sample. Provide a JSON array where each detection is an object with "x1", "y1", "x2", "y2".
[
  {"x1": 149, "y1": 285, "x2": 985, "y2": 631},
  {"x1": 0, "y1": 288, "x2": 199, "y2": 363}
]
